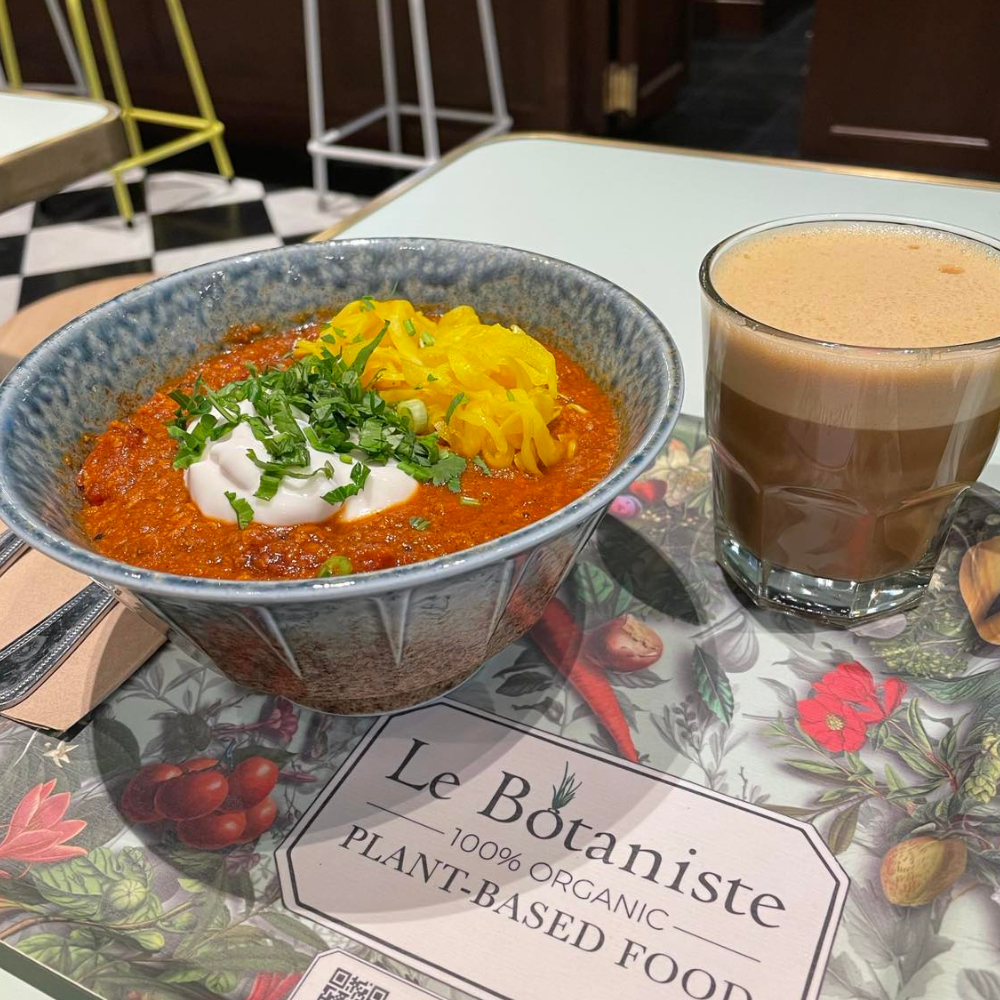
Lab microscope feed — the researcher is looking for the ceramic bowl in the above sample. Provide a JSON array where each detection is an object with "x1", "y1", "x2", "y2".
[{"x1": 0, "y1": 238, "x2": 682, "y2": 713}]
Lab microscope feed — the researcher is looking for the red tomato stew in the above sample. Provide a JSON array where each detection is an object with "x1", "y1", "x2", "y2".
[{"x1": 77, "y1": 306, "x2": 620, "y2": 581}]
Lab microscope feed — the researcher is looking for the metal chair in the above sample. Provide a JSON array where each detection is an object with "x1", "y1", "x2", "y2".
[
  {"x1": 303, "y1": 0, "x2": 511, "y2": 197},
  {"x1": 64, "y1": 0, "x2": 233, "y2": 224},
  {"x1": 0, "y1": 0, "x2": 87, "y2": 94}
]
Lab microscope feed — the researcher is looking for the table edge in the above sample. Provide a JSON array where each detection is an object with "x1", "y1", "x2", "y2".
[
  {"x1": 0, "y1": 89, "x2": 121, "y2": 164},
  {"x1": 0, "y1": 91, "x2": 124, "y2": 213},
  {"x1": 309, "y1": 130, "x2": 1000, "y2": 244}
]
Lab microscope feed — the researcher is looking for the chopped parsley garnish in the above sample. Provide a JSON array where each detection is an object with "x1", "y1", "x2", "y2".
[
  {"x1": 404, "y1": 318, "x2": 416, "y2": 336},
  {"x1": 317, "y1": 555, "x2": 353, "y2": 577},
  {"x1": 224, "y1": 491, "x2": 254, "y2": 529},
  {"x1": 410, "y1": 516, "x2": 431, "y2": 531},
  {"x1": 167, "y1": 323, "x2": 469, "y2": 503},
  {"x1": 473, "y1": 455, "x2": 491, "y2": 476},
  {"x1": 321, "y1": 461, "x2": 371, "y2": 505},
  {"x1": 445, "y1": 392, "x2": 466, "y2": 424},
  {"x1": 430, "y1": 452, "x2": 467, "y2": 492}
]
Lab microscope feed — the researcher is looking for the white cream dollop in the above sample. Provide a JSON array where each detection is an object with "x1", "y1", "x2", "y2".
[{"x1": 185, "y1": 402, "x2": 418, "y2": 526}]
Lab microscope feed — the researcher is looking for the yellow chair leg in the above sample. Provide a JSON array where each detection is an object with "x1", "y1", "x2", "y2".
[
  {"x1": 110, "y1": 169, "x2": 135, "y2": 225},
  {"x1": 90, "y1": 0, "x2": 142, "y2": 158},
  {"x1": 0, "y1": 0, "x2": 23, "y2": 91},
  {"x1": 164, "y1": 0, "x2": 234, "y2": 179}
]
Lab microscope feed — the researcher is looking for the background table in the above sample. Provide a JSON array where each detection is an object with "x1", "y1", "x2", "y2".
[
  {"x1": 0, "y1": 90, "x2": 123, "y2": 212},
  {"x1": 320, "y1": 133, "x2": 1000, "y2": 483}
]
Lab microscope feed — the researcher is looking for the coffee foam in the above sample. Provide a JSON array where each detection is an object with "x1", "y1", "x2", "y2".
[
  {"x1": 712, "y1": 221, "x2": 1000, "y2": 349},
  {"x1": 706, "y1": 222, "x2": 1000, "y2": 430}
]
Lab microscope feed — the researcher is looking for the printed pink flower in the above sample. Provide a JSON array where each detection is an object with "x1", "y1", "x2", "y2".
[
  {"x1": 246, "y1": 972, "x2": 302, "y2": 1000},
  {"x1": 814, "y1": 661, "x2": 907, "y2": 722},
  {"x1": 258, "y1": 697, "x2": 299, "y2": 743},
  {"x1": 0, "y1": 780, "x2": 87, "y2": 875},
  {"x1": 797, "y1": 693, "x2": 868, "y2": 753}
]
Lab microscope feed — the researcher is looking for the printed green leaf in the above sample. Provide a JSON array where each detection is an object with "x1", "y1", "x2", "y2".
[
  {"x1": 162, "y1": 713, "x2": 212, "y2": 760},
  {"x1": 764, "y1": 803, "x2": 818, "y2": 819},
  {"x1": 827, "y1": 801, "x2": 861, "y2": 855},
  {"x1": 905, "y1": 670, "x2": 1000, "y2": 705},
  {"x1": 960, "y1": 968, "x2": 1000, "y2": 1000},
  {"x1": 609, "y1": 670, "x2": 668, "y2": 689},
  {"x1": 497, "y1": 671, "x2": 552, "y2": 698},
  {"x1": 572, "y1": 562, "x2": 617, "y2": 609},
  {"x1": 177, "y1": 877, "x2": 208, "y2": 894},
  {"x1": 907, "y1": 698, "x2": 934, "y2": 753},
  {"x1": 785, "y1": 758, "x2": 845, "y2": 777},
  {"x1": 90, "y1": 716, "x2": 141, "y2": 776},
  {"x1": 206, "y1": 971, "x2": 240, "y2": 994},
  {"x1": 262, "y1": 911, "x2": 329, "y2": 951},
  {"x1": 17, "y1": 933, "x2": 101, "y2": 978},
  {"x1": 818, "y1": 787, "x2": 863, "y2": 804},
  {"x1": 127, "y1": 929, "x2": 166, "y2": 952},
  {"x1": 884, "y1": 763, "x2": 906, "y2": 793},
  {"x1": 692, "y1": 645, "x2": 734, "y2": 724},
  {"x1": 897, "y1": 747, "x2": 947, "y2": 779}
]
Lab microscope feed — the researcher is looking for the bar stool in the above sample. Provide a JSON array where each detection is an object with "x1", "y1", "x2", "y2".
[
  {"x1": 64, "y1": 0, "x2": 233, "y2": 224},
  {"x1": 0, "y1": 0, "x2": 87, "y2": 94},
  {"x1": 303, "y1": 0, "x2": 511, "y2": 198}
]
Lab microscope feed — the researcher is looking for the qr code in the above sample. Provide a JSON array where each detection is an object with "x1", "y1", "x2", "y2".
[{"x1": 319, "y1": 966, "x2": 390, "y2": 1000}]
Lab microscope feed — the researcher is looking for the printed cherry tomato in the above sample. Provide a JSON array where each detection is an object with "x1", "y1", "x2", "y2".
[
  {"x1": 179, "y1": 757, "x2": 219, "y2": 773},
  {"x1": 223, "y1": 756, "x2": 278, "y2": 809},
  {"x1": 121, "y1": 763, "x2": 183, "y2": 823},
  {"x1": 237, "y1": 796, "x2": 278, "y2": 842},
  {"x1": 176, "y1": 810, "x2": 247, "y2": 849},
  {"x1": 154, "y1": 770, "x2": 229, "y2": 820}
]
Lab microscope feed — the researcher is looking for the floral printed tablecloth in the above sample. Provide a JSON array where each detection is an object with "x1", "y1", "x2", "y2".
[{"x1": 1, "y1": 414, "x2": 999, "y2": 1000}]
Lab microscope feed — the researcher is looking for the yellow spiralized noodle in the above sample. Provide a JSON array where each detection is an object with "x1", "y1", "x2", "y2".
[{"x1": 294, "y1": 298, "x2": 574, "y2": 473}]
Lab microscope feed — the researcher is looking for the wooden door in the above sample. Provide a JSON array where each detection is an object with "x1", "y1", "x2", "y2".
[{"x1": 614, "y1": 0, "x2": 692, "y2": 123}]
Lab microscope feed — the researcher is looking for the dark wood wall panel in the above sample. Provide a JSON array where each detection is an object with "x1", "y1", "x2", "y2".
[{"x1": 801, "y1": 0, "x2": 1000, "y2": 174}]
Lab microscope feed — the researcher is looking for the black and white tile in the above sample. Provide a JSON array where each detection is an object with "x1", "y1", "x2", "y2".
[{"x1": 0, "y1": 169, "x2": 368, "y2": 326}]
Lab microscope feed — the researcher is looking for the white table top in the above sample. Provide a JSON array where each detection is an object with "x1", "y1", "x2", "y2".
[
  {"x1": 333, "y1": 133, "x2": 1000, "y2": 482},
  {"x1": 0, "y1": 91, "x2": 111, "y2": 159}
]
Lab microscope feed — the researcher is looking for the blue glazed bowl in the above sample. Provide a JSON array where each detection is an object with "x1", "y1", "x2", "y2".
[{"x1": 0, "y1": 238, "x2": 682, "y2": 714}]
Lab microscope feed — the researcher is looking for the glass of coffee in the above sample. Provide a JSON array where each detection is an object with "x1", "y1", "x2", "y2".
[{"x1": 701, "y1": 214, "x2": 1000, "y2": 622}]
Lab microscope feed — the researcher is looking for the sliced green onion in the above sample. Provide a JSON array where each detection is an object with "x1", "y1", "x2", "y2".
[
  {"x1": 397, "y1": 398, "x2": 428, "y2": 433},
  {"x1": 317, "y1": 555, "x2": 353, "y2": 577},
  {"x1": 410, "y1": 516, "x2": 431, "y2": 531},
  {"x1": 404, "y1": 318, "x2": 416, "y2": 336},
  {"x1": 460, "y1": 496, "x2": 481, "y2": 506}
]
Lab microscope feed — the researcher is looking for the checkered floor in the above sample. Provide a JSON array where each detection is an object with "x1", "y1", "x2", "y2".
[{"x1": 0, "y1": 169, "x2": 368, "y2": 326}]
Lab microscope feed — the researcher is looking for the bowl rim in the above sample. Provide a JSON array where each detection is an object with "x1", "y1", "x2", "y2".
[{"x1": 0, "y1": 237, "x2": 683, "y2": 603}]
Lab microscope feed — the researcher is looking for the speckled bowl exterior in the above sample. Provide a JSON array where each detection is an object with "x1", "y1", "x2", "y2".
[{"x1": 0, "y1": 238, "x2": 682, "y2": 714}]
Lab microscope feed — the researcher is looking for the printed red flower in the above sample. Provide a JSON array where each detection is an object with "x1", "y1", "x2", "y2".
[
  {"x1": 246, "y1": 971, "x2": 302, "y2": 1000},
  {"x1": 797, "y1": 693, "x2": 868, "y2": 752},
  {"x1": 814, "y1": 661, "x2": 907, "y2": 723},
  {"x1": 0, "y1": 779, "x2": 87, "y2": 875}
]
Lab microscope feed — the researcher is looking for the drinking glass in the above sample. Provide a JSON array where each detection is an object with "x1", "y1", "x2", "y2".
[{"x1": 701, "y1": 214, "x2": 1000, "y2": 622}]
